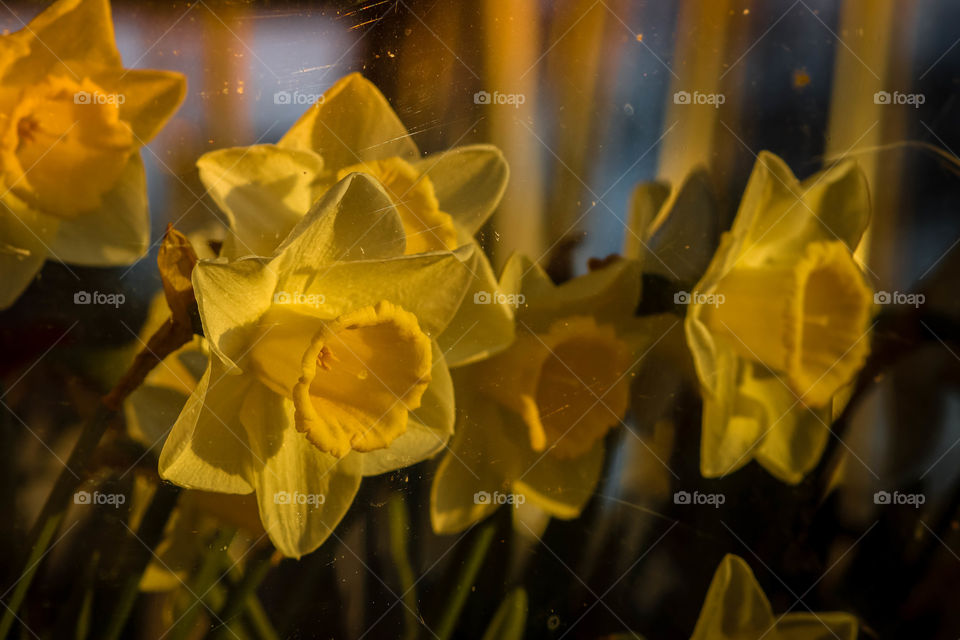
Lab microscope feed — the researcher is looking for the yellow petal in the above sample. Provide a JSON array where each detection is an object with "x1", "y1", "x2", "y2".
[
  {"x1": 193, "y1": 256, "x2": 277, "y2": 372},
  {"x1": 279, "y1": 73, "x2": 418, "y2": 173},
  {"x1": 430, "y1": 384, "x2": 519, "y2": 535},
  {"x1": 158, "y1": 359, "x2": 255, "y2": 494},
  {"x1": 501, "y1": 253, "x2": 642, "y2": 334},
  {"x1": 240, "y1": 381, "x2": 362, "y2": 558},
  {"x1": 272, "y1": 171, "x2": 406, "y2": 265},
  {"x1": 0, "y1": 199, "x2": 57, "y2": 309},
  {"x1": 111, "y1": 69, "x2": 186, "y2": 143},
  {"x1": 411, "y1": 144, "x2": 509, "y2": 236},
  {"x1": 776, "y1": 612, "x2": 858, "y2": 640},
  {"x1": 691, "y1": 554, "x2": 775, "y2": 640},
  {"x1": 5, "y1": 0, "x2": 122, "y2": 83},
  {"x1": 196, "y1": 145, "x2": 325, "y2": 258},
  {"x1": 278, "y1": 247, "x2": 474, "y2": 339},
  {"x1": 336, "y1": 157, "x2": 457, "y2": 254},
  {"x1": 47, "y1": 154, "x2": 147, "y2": 265},
  {"x1": 513, "y1": 420, "x2": 605, "y2": 519},
  {"x1": 437, "y1": 244, "x2": 515, "y2": 367}
]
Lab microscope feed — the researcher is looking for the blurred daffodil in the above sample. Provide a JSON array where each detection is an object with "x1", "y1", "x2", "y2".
[
  {"x1": 686, "y1": 152, "x2": 873, "y2": 483},
  {"x1": 0, "y1": 0, "x2": 185, "y2": 308},
  {"x1": 691, "y1": 554, "x2": 857, "y2": 640},
  {"x1": 160, "y1": 173, "x2": 475, "y2": 557},
  {"x1": 195, "y1": 72, "x2": 512, "y2": 366},
  {"x1": 431, "y1": 254, "x2": 663, "y2": 534}
]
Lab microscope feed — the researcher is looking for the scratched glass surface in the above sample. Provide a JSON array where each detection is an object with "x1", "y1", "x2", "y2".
[{"x1": 1, "y1": 1, "x2": 960, "y2": 638}]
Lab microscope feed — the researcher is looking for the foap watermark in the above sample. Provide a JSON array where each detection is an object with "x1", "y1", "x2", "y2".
[
  {"x1": 673, "y1": 490, "x2": 725, "y2": 508},
  {"x1": 673, "y1": 90, "x2": 725, "y2": 108},
  {"x1": 874, "y1": 291, "x2": 924, "y2": 308},
  {"x1": 873, "y1": 91, "x2": 925, "y2": 108},
  {"x1": 74, "y1": 490, "x2": 126, "y2": 508},
  {"x1": 274, "y1": 90, "x2": 325, "y2": 106},
  {"x1": 474, "y1": 90, "x2": 526, "y2": 108},
  {"x1": 74, "y1": 290, "x2": 125, "y2": 308},
  {"x1": 74, "y1": 90, "x2": 125, "y2": 105},
  {"x1": 674, "y1": 290, "x2": 724, "y2": 308},
  {"x1": 273, "y1": 291, "x2": 325, "y2": 307},
  {"x1": 473, "y1": 291, "x2": 525, "y2": 307},
  {"x1": 274, "y1": 491, "x2": 325, "y2": 506},
  {"x1": 474, "y1": 490, "x2": 525, "y2": 507},
  {"x1": 874, "y1": 490, "x2": 925, "y2": 508}
]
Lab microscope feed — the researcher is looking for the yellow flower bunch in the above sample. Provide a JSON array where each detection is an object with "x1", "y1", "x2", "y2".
[{"x1": 0, "y1": 0, "x2": 185, "y2": 308}]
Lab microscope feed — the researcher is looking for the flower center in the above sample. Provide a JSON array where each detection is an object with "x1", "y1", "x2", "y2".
[
  {"x1": 0, "y1": 76, "x2": 134, "y2": 218},
  {"x1": 249, "y1": 300, "x2": 432, "y2": 458},
  {"x1": 703, "y1": 240, "x2": 872, "y2": 407},
  {"x1": 479, "y1": 316, "x2": 632, "y2": 459},
  {"x1": 337, "y1": 157, "x2": 458, "y2": 254}
]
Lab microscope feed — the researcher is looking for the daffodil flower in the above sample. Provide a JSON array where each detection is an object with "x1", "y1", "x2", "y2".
[
  {"x1": 159, "y1": 173, "x2": 475, "y2": 557},
  {"x1": 691, "y1": 554, "x2": 857, "y2": 640},
  {"x1": 195, "y1": 73, "x2": 512, "y2": 366},
  {"x1": 430, "y1": 254, "x2": 662, "y2": 534},
  {"x1": 686, "y1": 152, "x2": 873, "y2": 483},
  {"x1": 0, "y1": 0, "x2": 186, "y2": 309}
]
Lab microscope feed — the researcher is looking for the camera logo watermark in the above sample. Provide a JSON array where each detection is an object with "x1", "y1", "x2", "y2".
[
  {"x1": 74, "y1": 490, "x2": 125, "y2": 508},
  {"x1": 74, "y1": 291, "x2": 125, "y2": 308},
  {"x1": 474, "y1": 90, "x2": 526, "y2": 108},
  {"x1": 274, "y1": 91, "x2": 325, "y2": 106},
  {"x1": 74, "y1": 91, "x2": 125, "y2": 105},
  {"x1": 873, "y1": 490, "x2": 925, "y2": 508},
  {"x1": 873, "y1": 91, "x2": 924, "y2": 108},
  {"x1": 273, "y1": 291, "x2": 325, "y2": 307},
  {"x1": 473, "y1": 291, "x2": 525, "y2": 307},
  {"x1": 674, "y1": 291, "x2": 724, "y2": 308},
  {"x1": 274, "y1": 491, "x2": 325, "y2": 506},
  {"x1": 874, "y1": 291, "x2": 924, "y2": 308},
  {"x1": 673, "y1": 490, "x2": 725, "y2": 508},
  {"x1": 673, "y1": 90, "x2": 725, "y2": 108},
  {"x1": 474, "y1": 490, "x2": 525, "y2": 507}
]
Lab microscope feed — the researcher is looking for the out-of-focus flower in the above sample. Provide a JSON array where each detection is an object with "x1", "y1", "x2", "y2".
[
  {"x1": 195, "y1": 73, "x2": 512, "y2": 366},
  {"x1": 0, "y1": 0, "x2": 185, "y2": 308},
  {"x1": 159, "y1": 173, "x2": 475, "y2": 557},
  {"x1": 686, "y1": 152, "x2": 873, "y2": 483},
  {"x1": 431, "y1": 255, "x2": 667, "y2": 534},
  {"x1": 691, "y1": 554, "x2": 857, "y2": 640}
]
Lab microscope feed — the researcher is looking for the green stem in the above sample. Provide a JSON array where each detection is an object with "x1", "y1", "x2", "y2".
[
  {"x1": 245, "y1": 594, "x2": 281, "y2": 640},
  {"x1": 167, "y1": 527, "x2": 237, "y2": 640},
  {"x1": 0, "y1": 402, "x2": 114, "y2": 640},
  {"x1": 209, "y1": 545, "x2": 275, "y2": 640},
  {"x1": 101, "y1": 482, "x2": 182, "y2": 640},
  {"x1": 388, "y1": 495, "x2": 419, "y2": 640},
  {"x1": 434, "y1": 520, "x2": 497, "y2": 640}
]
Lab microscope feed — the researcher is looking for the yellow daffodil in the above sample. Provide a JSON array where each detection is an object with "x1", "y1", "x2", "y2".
[
  {"x1": 691, "y1": 554, "x2": 857, "y2": 640},
  {"x1": 686, "y1": 152, "x2": 873, "y2": 483},
  {"x1": 195, "y1": 73, "x2": 512, "y2": 366},
  {"x1": 159, "y1": 173, "x2": 475, "y2": 557},
  {"x1": 431, "y1": 254, "x2": 663, "y2": 534},
  {"x1": 0, "y1": 0, "x2": 186, "y2": 308}
]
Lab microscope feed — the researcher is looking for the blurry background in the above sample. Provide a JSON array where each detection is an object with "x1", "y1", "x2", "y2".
[{"x1": 2, "y1": 0, "x2": 960, "y2": 638}]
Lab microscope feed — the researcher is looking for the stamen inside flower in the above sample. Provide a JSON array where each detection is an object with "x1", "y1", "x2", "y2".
[
  {"x1": 337, "y1": 157, "x2": 458, "y2": 254},
  {"x1": 1, "y1": 76, "x2": 134, "y2": 218},
  {"x1": 703, "y1": 240, "x2": 872, "y2": 407},
  {"x1": 249, "y1": 300, "x2": 433, "y2": 458},
  {"x1": 479, "y1": 316, "x2": 632, "y2": 459}
]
